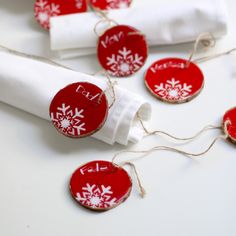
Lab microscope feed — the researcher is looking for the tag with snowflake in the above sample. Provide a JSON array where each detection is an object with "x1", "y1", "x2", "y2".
[
  {"x1": 70, "y1": 160, "x2": 132, "y2": 211},
  {"x1": 34, "y1": 0, "x2": 87, "y2": 30},
  {"x1": 89, "y1": 0, "x2": 132, "y2": 10},
  {"x1": 144, "y1": 58, "x2": 204, "y2": 104},
  {"x1": 49, "y1": 82, "x2": 108, "y2": 138},
  {"x1": 223, "y1": 107, "x2": 236, "y2": 144},
  {"x1": 97, "y1": 25, "x2": 148, "y2": 77}
]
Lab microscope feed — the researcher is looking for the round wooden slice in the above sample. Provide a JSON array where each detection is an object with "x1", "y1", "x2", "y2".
[
  {"x1": 97, "y1": 25, "x2": 148, "y2": 77},
  {"x1": 145, "y1": 58, "x2": 204, "y2": 104},
  {"x1": 49, "y1": 82, "x2": 108, "y2": 138},
  {"x1": 34, "y1": 0, "x2": 87, "y2": 30},
  {"x1": 70, "y1": 160, "x2": 132, "y2": 211},
  {"x1": 89, "y1": 0, "x2": 132, "y2": 10},
  {"x1": 223, "y1": 107, "x2": 236, "y2": 143}
]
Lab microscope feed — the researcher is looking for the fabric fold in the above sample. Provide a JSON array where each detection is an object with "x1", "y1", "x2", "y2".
[
  {"x1": 0, "y1": 51, "x2": 151, "y2": 145},
  {"x1": 50, "y1": 0, "x2": 228, "y2": 58}
]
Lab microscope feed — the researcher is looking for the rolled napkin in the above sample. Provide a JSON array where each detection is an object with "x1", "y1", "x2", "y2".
[
  {"x1": 50, "y1": 0, "x2": 228, "y2": 58},
  {"x1": 0, "y1": 51, "x2": 151, "y2": 145}
]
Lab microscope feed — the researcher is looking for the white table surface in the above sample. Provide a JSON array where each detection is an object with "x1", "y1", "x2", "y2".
[{"x1": 0, "y1": 0, "x2": 236, "y2": 235}]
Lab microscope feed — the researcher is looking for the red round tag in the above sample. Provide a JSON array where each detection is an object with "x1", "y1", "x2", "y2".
[
  {"x1": 70, "y1": 160, "x2": 132, "y2": 211},
  {"x1": 49, "y1": 82, "x2": 108, "y2": 138},
  {"x1": 223, "y1": 107, "x2": 236, "y2": 143},
  {"x1": 34, "y1": 0, "x2": 87, "y2": 30},
  {"x1": 145, "y1": 58, "x2": 204, "y2": 103},
  {"x1": 97, "y1": 25, "x2": 148, "y2": 77},
  {"x1": 89, "y1": 0, "x2": 132, "y2": 10}
]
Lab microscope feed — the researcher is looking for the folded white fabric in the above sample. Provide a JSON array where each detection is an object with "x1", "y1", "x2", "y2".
[
  {"x1": 50, "y1": 0, "x2": 228, "y2": 58},
  {"x1": 0, "y1": 51, "x2": 151, "y2": 145}
]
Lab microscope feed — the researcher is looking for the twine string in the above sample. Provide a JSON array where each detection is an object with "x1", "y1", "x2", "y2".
[
  {"x1": 137, "y1": 114, "x2": 221, "y2": 142},
  {"x1": 94, "y1": 18, "x2": 119, "y2": 37},
  {"x1": 186, "y1": 32, "x2": 216, "y2": 67},
  {"x1": 121, "y1": 161, "x2": 146, "y2": 198},
  {"x1": 112, "y1": 121, "x2": 230, "y2": 198},
  {"x1": 0, "y1": 45, "x2": 72, "y2": 70},
  {"x1": 90, "y1": 1, "x2": 142, "y2": 38},
  {"x1": 194, "y1": 48, "x2": 236, "y2": 64},
  {"x1": 91, "y1": 5, "x2": 119, "y2": 37},
  {"x1": 113, "y1": 135, "x2": 226, "y2": 197},
  {"x1": 112, "y1": 134, "x2": 227, "y2": 164},
  {"x1": 94, "y1": 70, "x2": 117, "y2": 108}
]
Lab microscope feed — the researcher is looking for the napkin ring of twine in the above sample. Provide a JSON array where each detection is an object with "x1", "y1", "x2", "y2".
[{"x1": 91, "y1": 4, "x2": 145, "y2": 38}]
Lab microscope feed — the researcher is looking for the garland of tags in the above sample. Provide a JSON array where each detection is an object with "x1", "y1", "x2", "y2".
[
  {"x1": 4, "y1": 2, "x2": 236, "y2": 211},
  {"x1": 1, "y1": 42, "x2": 236, "y2": 211},
  {"x1": 67, "y1": 33, "x2": 236, "y2": 211}
]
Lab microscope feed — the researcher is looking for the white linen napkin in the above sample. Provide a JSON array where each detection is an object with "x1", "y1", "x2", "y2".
[
  {"x1": 0, "y1": 51, "x2": 151, "y2": 145},
  {"x1": 50, "y1": 0, "x2": 228, "y2": 58}
]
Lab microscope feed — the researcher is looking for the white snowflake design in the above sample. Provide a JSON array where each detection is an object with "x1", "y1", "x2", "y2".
[
  {"x1": 106, "y1": 47, "x2": 144, "y2": 77},
  {"x1": 106, "y1": 0, "x2": 131, "y2": 9},
  {"x1": 35, "y1": 0, "x2": 60, "y2": 29},
  {"x1": 154, "y1": 78, "x2": 192, "y2": 101},
  {"x1": 76, "y1": 183, "x2": 117, "y2": 209},
  {"x1": 50, "y1": 103, "x2": 86, "y2": 136}
]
